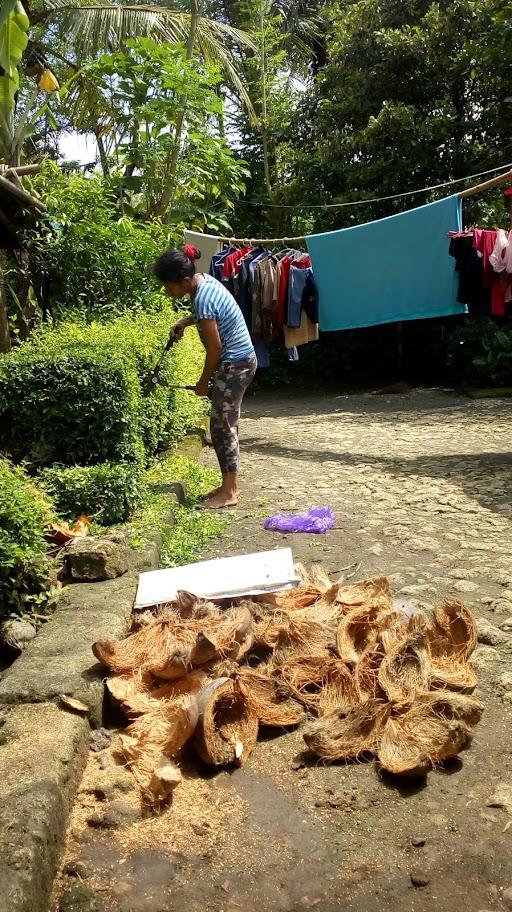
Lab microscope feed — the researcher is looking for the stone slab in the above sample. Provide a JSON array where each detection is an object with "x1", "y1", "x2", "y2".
[
  {"x1": 0, "y1": 570, "x2": 138, "y2": 727},
  {"x1": 0, "y1": 702, "x2": 89, "y2": 912}
]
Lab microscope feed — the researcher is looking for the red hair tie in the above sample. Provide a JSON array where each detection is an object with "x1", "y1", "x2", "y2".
[{"x1": 183, "y1": 244, "x2": 200, "y2": 262}]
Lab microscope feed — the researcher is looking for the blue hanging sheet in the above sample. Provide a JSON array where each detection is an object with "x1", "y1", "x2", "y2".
[{"x1": 306, "y1": 195, "x2": 465, "y2": 331}]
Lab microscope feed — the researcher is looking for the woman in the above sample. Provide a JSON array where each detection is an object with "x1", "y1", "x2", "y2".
[{"x1": 152, "y1": 245, "x2": 257, "y2": 510}]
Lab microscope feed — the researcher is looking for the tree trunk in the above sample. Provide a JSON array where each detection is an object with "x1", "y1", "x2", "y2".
[
  {"x1": 0, "y1": 250, "x2": 12, "y2": 353},
  {"x1": 95, "y1": 132, "x2": 110, "y2": 176},
  {"x1": 148, "y1": 0, "x2": 202, "y2": 219}
]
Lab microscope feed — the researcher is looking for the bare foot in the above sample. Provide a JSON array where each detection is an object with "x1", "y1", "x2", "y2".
[
  {"x1": 201, "y1": 491, "x2": 238, "y2": 510},
  {"x1": 200, "y1": 486, "x2": 221, "y2": 501}
]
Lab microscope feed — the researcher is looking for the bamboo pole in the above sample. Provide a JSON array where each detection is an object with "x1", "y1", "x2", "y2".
[
  {"x1": 459, "y1": 168, "x2": 512, "y2": 199},
  {"x1": 0, "y1": 172, "x2": 46, "y2": 213}
]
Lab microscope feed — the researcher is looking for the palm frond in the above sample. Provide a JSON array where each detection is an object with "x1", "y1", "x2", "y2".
[{"x1": 32, "y1": 3, "x2": 255, "y2": 110}]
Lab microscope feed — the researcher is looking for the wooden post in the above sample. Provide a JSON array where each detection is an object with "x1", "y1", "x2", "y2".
[{"x1": 0, "y1": 250, "x2": 12, "y2": 353}]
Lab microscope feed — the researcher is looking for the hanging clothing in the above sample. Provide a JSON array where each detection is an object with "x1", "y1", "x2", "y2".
[
  {"x1": 489, "y1": 229, "x2": 509, "y2": 272},
  {"x1": 306, "y1": 195, "x2": 465, "y2": 331},
  {"x1": 210, "y1": 247, "x2": 234, "y2": 281},
  {"x1": 474, "y1": 228, "x2": 508, "y2": 316},
  {"x1": 449, "y1": 236, "x2": 490, "y2": 315},
  {"x1": 472, "y1": 229, "x2": 497, "y2": 287},
  {"x1": 287, "y1": 265, "x2": 314, "y2": 328},
  {"x1": 184, "y1": 231, "x2": 223, "y2": 273},
  {"x1": 284, "y1": 312, "x2": 319, "y2": 348}
]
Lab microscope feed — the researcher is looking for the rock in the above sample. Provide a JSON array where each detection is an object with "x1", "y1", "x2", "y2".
[
  {"x1": 88, "y1": 800, "x2": 140, "y2": 829},
  {"x1": 0, "y1": 619, "x2": 36, "y2": 653},
  {"x1": 59, "y1": 884, "x2": 105, "y2": 912},
  {"x1": 477, "y1": 617, "x2": 509, "y2": 648},
  {"x1": 487, "y1": 783, "x2": 512, "y2": 813},
  {"x1": 64, "y1": 537, "x2": 130, "y2": 582},
  {"x1": 91, "y1": 785, "x2": 114, "y2": 802},
  {"x1": 488, "y1": 598, "x2": 512, "y2": 615},
  {"x1": 410, "y1": 870, "x2": 430, "y2": 888},
  {"x1": 89, "y1": 728, "x2": 113, "y2": 753},
  {"x1": 192, "y1": 822, "x2": 211, "y2": 836},
  {"x1": 503, "y1": 887, "x2": 512, "y2": 911},
  {"x1": 411, "y1": 837, "x2": 426, "y2": 847},
  {"x1": 291, "y1": 754, "x2": 307, "y2": 770},
  {"x1": 500, "y1": 617, "x2": 512, "y2": 630},
  {"x1": 495, "y1": 672, "x2": 512, "y2": 697},
  {"x1": 472, "y1": 645, "x2": 500, "y2": 671},
  {"x1": 453, "y1": 580, "x2": 478, "y2": 593},
  {"x1": 63, "y1": 860, "x2": 88, "y2": 879},
  {"x1": 449, "y1": 569, "x2": 475, "y2": 580}
]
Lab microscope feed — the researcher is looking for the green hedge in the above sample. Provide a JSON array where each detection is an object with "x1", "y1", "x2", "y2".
[
  {"x1": 0, "y1": 459, "x2": 53, "y2": 619},
  {"x1": 0, "y1": 304, "x2": 207, "y2": 524},
  {"x1": 38, "y1": 461, "x2": 145, "y2": 525},
  {"x1": 0, "y1": 304, "x2": 206, "y2": 464}
]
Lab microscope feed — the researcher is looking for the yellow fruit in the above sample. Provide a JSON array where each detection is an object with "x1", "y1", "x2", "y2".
[{"x1": 38, "y1": 69, "x2": 60, "y2": 92}]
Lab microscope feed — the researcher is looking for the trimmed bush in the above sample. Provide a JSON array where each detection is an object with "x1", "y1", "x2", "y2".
[
  {"x1": 0, "y1": 459, "x2": 53, "y2": 619},
  {"x1": 0, "y1": 304, "x2": 207, "y2": 524},
  {"x1": 39, "y1": 461, "x2": 145, "y2": 525},
  {"x1": 0, "y1": 303, "x2": 206, "y2": 466}
]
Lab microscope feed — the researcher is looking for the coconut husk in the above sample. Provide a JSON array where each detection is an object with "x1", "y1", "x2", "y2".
[
  {"x1": 107, "y1": 670, "x2": 208, "y2": 717},
  {"x1": 378, "y1": 702, "x2": 470, "y2": 777},
  {"x1": 275, "y1": 586, "x2": 324, "y2": 612},
  {"x1": 189, "y1": 606, "x2": 253, "y2": 666},
  {"x1": 236, "y1": 669, "x2": 305, "y2": 728},
  {"x1": 378, "y1": 627, "x2": 430, "y2": 703},
  {"x1": 413, "y1": 690, "x2": 484, "y2": 730},
  {"x1": 93, "y1": 605, "x2": 253, "y2": 679},
  {"x1": 355, "y1": 640, "x2": 386, "y2": 701},
  {"x1": 193, "y1": 678, "x2": 258, "y2": 767},
  {"x1": 276, "y1": 654, "x2": 358, "y2": 713},
  {"x1": 304, "y1": 699, "x2": 389, "y2": 761},
  {"x1": 118, "y1": 694, "x2": 199, "y2": 804},
  {"x1": 429, "y1": 656, "x2": 477, "y2": 693},
  {"x1": 92, "y1": 616, "x2": 195, "y2": 676},
  {"x1": 335, "y1": 576, "x2": 392, "y2": 611},
  {"x1": 430, "y1": 598, "x2": 478, "y2": 659},
  {"x1": 336, "y1": 600, "x2": 397, "y2": 664}
]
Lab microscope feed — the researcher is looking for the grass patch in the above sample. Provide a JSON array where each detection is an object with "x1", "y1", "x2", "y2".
[{"x1": 123, "y1": 453, "x2": 229, "y2": 568}]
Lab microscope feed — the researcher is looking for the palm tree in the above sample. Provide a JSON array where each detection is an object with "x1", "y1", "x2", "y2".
[{"x1": 29, "y1": 0, "x2": 255, "y2": 109}]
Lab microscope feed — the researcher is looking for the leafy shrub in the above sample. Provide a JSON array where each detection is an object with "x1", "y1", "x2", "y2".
[
  {"x1": 39, "y1": 461, "x2": 145, "y2": 525},
  {"x1": 0, "y1": 304, "x2": 207, "y2": 522},
  {"x1": 0, "y1": 303, "x2": 206, "y2": 465},
  {"x1": 30, "y1": 161, "x2": 180, "y2": 321},
  {"x1": 0, "y1": 339, "x2": 142, "y2": 466},
  {"x1": 0, "y1": 459, "x2": 53, "y2": 620},
  {"x1": 447, "y1": 318, "x2": 512, "y2": 387}
]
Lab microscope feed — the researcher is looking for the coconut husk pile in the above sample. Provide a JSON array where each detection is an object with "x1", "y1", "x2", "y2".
[{"x1": 92, "y1": 565, "x2": 483, "y2": 808}]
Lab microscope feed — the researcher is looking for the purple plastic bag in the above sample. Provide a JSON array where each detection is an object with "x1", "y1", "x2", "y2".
[{"x1": 264, "y1": 506, "x2": 335, "y2": 535}]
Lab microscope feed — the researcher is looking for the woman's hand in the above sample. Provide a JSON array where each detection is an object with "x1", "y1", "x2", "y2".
[
  {"x1": 171, "y1": 319, "x2": 187, "y2": 341},
  {"x1": 194, "y1": 378, "x2": 210, "y2": 398}
]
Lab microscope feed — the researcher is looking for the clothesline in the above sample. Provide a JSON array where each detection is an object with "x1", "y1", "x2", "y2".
[
  {"x1": 234, "y1": 163, "x2": 512, "y2": 211},
  {"x1": 212, "y1": 167, "x2": 512, "y2": 247}
]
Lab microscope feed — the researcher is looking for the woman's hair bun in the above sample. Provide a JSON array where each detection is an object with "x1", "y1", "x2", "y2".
[{"x1": 182, "y1": 244, "x2": 201, "y2": 263}]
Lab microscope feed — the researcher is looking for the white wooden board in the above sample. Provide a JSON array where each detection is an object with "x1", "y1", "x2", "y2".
[{"x1": 135, "y1": 548, "x2": 300, "y2": 609}]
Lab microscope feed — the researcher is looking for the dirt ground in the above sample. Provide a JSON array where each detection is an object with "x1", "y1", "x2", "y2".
[{"x1": 54, "y1": 388, "x2": 512, "y2": 912}]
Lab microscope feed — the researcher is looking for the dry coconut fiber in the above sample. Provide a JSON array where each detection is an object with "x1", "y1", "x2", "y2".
[
  {"x1": 377, "y1": 695, "x2": 476, "y2": 778},
  {"x1": 193, "y1": 677, "x2": 258, "y2": 767},
  {"x1": 304, "y1": 699, "x2": 389, "y2": 761},
  {"x1": 117, "y1": 694, "x2": 198, "y2": 805},
  {"x1": 95, "y1": 564, "x2": 484, "y2": 802},
  {"x1": 236, "y1": 668, "x2": 305, "y2": 728}
]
